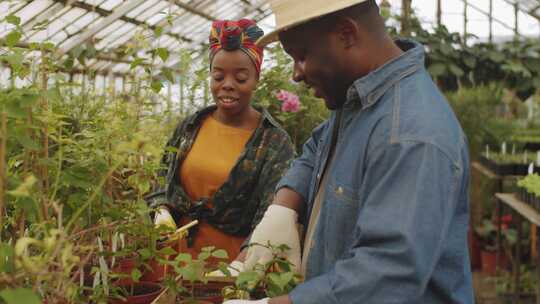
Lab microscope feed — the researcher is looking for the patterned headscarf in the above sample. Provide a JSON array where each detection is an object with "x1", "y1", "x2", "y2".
[{"x1": 209, "y1": 19, "x2": 265, "y2": 75}]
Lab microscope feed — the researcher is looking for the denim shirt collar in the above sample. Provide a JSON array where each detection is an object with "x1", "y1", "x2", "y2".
[{"x1": 345, "y1": 39, "x2": 425, "y2": 110}]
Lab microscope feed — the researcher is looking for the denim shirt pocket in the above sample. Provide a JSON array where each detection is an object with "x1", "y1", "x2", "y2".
[{"x1": 321, "y1": 179, "x2": 360, "y2": 262}]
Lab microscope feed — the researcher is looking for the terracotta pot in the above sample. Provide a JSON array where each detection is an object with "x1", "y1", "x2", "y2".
[
  {"x1": 481, "y1": 250, "x2": 508, "y2": 275},
  {"x1": 178, "y1": 279, "x2": 238, "y2": 304},
  {"x1": 110, "y1": 281, "x2": 163, "y2": 304},
  {"x1": 141, "y1": 258, "x2": 168, "y2": 282},
  {"x1": 112, "y1": 257, "x2": 137, "y2": 285}
]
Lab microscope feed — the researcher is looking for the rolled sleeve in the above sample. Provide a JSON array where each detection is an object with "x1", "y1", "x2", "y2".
[{"x1": 289, "y1": 140, "x2": 462, "y2": 304}]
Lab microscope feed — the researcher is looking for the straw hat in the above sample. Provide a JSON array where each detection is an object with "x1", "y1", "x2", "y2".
[{"x1": 257, "y1": 0, "x2": 368, "y2": 47}]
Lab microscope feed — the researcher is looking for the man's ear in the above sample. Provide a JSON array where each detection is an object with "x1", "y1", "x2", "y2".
[{"x1": 335, "y1": 16, "x2": 361, "y2": 49}]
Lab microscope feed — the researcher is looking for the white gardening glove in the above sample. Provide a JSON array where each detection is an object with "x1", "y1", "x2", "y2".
[
  {"x1": 244, "y1": 205, "x2": 301, "y2": 273},
  {"x1": 207, "y1": 260, "x2": 244, "y2": 277},
  {"x1": 223, "y1": 299, "x2": 269, "y2": 304},
  {"x1": 154, "y1": 207, "x2": 176, "y2": 230}
]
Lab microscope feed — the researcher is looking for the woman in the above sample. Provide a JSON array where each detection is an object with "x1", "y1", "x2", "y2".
[{"x1": 147, "y1": 19, "x2": 295, "y2": 264}]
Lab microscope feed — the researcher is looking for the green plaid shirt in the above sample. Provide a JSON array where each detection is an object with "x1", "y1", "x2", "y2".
[{"x1": 147, "y1": 105, "x2": 295, "y2": 237}]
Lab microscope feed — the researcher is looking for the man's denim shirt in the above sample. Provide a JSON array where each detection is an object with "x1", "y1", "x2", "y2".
[{"x1": 277, "y1": 40, "x2": 474, "y2": 304}]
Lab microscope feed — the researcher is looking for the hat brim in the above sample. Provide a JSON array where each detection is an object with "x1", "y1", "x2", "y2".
[
  {"x1": 256, "y1": 0, "x2": 368, "y2": 47},
  {"x1": 256, "y1": 16, "x2": 320, "y2": 48}
]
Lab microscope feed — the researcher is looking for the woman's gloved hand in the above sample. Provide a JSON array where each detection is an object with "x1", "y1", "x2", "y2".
[{"x1": 154, "y1": 207, "x2": 176, "y2": 230}]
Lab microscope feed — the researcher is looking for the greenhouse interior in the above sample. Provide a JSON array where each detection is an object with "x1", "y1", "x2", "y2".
[{"x1": 1, "y1": 0, "x2": 540, "y2": 303}]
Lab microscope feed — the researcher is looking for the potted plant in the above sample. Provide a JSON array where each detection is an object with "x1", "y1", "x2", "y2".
[
  {"x1": 146, "y1": 245, "x2": 231, "y2": 304},
  {"x1": 493, "y1": 267, "x2": 537, "y2": 304},
  {"x1": 518, "y1": 174, "x2": 540, "y2": 211},
  {"x1": 222, "y1": 243, "x2": 302, "y2": 301},
  {"x1": 475, "y1": 217, "x2": 516, "y2": 275}
]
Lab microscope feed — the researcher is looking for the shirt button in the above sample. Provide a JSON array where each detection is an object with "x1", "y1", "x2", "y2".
[
  {"x1": 317, "y1": 173, "x2": 321, "y2": 179},
  {"x1": 336, "y1": 187, "x2": 344, "y2": 195}
]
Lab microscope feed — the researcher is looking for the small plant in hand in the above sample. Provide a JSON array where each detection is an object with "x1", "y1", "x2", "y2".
[
  {"x1": 145, "y1": 246, "x2": 230, "y2": 303},
  {"x1": 222, "y1": 243, "x2": 302, "y2": 301}
]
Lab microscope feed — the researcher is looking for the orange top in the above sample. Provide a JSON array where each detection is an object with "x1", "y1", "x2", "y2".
[{"x1": 178, "y1": 115, "x2": 255, "y2": 262}]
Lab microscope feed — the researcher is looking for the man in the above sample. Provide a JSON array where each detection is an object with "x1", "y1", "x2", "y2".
[{"x1": 226, "y1": 0, "x2": 474, "y2": 303}]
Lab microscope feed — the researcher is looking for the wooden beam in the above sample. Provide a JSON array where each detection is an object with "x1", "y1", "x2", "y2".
[
  {"x1": 460, "y1": 0, "x2": 522, "y2": 38},
  {"x1": 168, "y1": 0, "x2": 215, "y2": 21},
  {"x1": 58, "y1": 0, "x2": 148, "y2": 55},
  {"x1": 463, "y1": 0, "x2": 468, "y2": 43},
  {"x1": 515, "y1": 2, "x2": 519, "y2": 36},
  {"x1": 501, "y1": 0, "x2": 540, "y2": 22},
  {"x1": 22, "y1": 2, "x2": 66, "y2": 32},
  {"x1": 400, "y1": 0, "x2": 412, "y2": 37},
  {"x1": 489, "y1": 0, "x2": 493, "y2": 42},
  {"x1": 436, "y1": 0, "x2": 442, "y2": 27}
]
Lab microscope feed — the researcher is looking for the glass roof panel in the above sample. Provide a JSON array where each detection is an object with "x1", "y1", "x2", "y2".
[
  {"x1": 99, "y1": 0, "x2": 123, "y2": 11},
  {"x1": 16, "y1": 0, "x2": 53, "y2": 25},
  {"x1": 126, "y1": 0, "x2": 159, "y2": 19}
]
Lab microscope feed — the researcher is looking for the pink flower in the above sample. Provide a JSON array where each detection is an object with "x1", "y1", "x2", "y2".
[{"x1": 275, "y1": 90, "x2": 301, "y2": 113}]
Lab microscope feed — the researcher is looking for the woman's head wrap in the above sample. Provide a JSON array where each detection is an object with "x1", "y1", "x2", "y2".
[{"x1": 209, "y1": 19, "x2": 265, "y2": 75}]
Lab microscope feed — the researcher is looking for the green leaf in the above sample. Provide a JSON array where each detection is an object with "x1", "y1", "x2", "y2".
[
  {"x1": 0, "y1": 243, "x2": 15, "y2": 273},
  {"x1": 179, "y1": 260, "x2": 204, "y2": 282},
  {"x1": 201, "y1": 246, "x2": 215, "y2": 252},
  {"x1": 175, "y1": 253, "x2": 192, "y2": 263},
  {"x1": 217, "y1": 262, "x2": 231, "y2": 277},
  {"x1": 130, "y1": 58, "x2": 145, "y2": 70},
  {"x1": 0, "y1": 288, "x2": 41, "y2": 304},
  {"x1": 45, "y1": 88, "x2": 62, "y2": 102},
  {"x1": 448, "y1": 64, "x2": 464, "y2": 77},
  {"x1": 42, "y1": 42, "x2": 55, "y2": 51},
  {"x1": 20, "y1": 93, "x2": 40, "y2": 107},
  {"x1": 4, "y1": 52, "x2": 24, "y2": 72},
  {"x1": 488, "y1": 51, "x2": 505, "y2": 63},
  {"x1": 6, "y1": 15, "x2": 21, "y2": 26},
  {"x1": 533, "y1": 77, "x2": 540, "y2": 88},
  {"x1": 156, "y1": 48, "x2": 169, "y2": 62},
  {"x1": 85, "y1": 44, "x2": 97, "y2": 58},
  {"x1": 428, "y1": 63, "x2": 446, "y2": 78},
  {"x1": 6, "y1": 31, "x2": 22, "y2": 48},
  {"x1": 162, "y1": 68, "x2": 175, "y2": 84},
  {"x1": 211, "y1": 249, "x2": 228, "y2": 259},
  {"x1": 28, "y1": 42, "x2": 40, "y2": 50},
  {"x1": 504, "y1": 228, "x2": 517, "y2": 245},
  {"x1": 138, "y1": 248, "x2": 152, "y2": 260},
  {"x1": 5, "y1": 102, "x2": 26, "y2": 118},
  {"x1": 71, "y1": 45, "x2": 84, "y2": 59},
  {"x1": 131, "y1": 268, "x2": 142, "y2": 282},
  {"x1": 16, "y1": 135, "x2": 40, "y2": 150},
  {"x1": 235, "y1": 270, "x2": 260, "y2": 290},
  {"x1": 157, "y1": 246, "x2": 176, "y2": 256},
  {"x1": 7, "y1": 175, "x2": 37, "y2": 197},
  {"x1": 197, "y1": 251, "x2": 211, "y2": 261},
  {"x1": 151, "y1": 80, "x2": 163, "y2": 93},
  {"x1": 463, "y1": 56, "x2": 476, "y2": 69},
  {"x1": 154, "y1": 26, "x2": 164, "y2": 37},
  {"x1": 64, "y1": 57, "x2": 75, "y2": 70}
]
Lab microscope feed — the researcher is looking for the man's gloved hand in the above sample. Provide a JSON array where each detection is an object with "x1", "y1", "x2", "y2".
[
  {"x1": 154, "y1": 207, "x2": 176, "y2": 230},
  {"x1": 244, "y1": 205, "x2": 301, "y2": 272},
  {"x1": 207, "y1": 260, "x2": 244, "y2": 277},
  {"x1": 223, "y1": 298, "x2": 269, "y2": 304}
]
